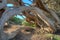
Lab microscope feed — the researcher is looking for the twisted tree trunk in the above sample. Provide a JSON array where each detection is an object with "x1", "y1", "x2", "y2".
[
  {"x1": 0, "y1": 6, "x2": 34, "y2": 40},
  {"x1": 0, "y1": 0, "x2": 60, "y2": 40}
]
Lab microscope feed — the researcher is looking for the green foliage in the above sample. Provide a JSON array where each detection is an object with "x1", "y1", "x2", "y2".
[
  {"x1": 9, "y1": 16, "x2": 23, "y2": 25},
  {"x1": 45, "y1": 34, "x2": 60, "y2": 40},
  {"x1": 22, "y1": 20, "x2": 36, "y2": 28},
  {"x1": 9, "y1": 16, "x2": 36, "y2": 27},
  {"x1": 53, "y1": 35, "x2": 60, "y2": 40}
]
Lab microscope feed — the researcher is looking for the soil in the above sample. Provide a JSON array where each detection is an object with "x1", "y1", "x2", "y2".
[
  {"x1": 9, "y1": 28, "x2": 53, "y2": 40},
  {"x1": 4, "y1": 25, "x2": 60, "y2": 40}
]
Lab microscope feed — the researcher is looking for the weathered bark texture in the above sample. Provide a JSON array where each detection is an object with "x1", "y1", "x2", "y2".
[
  {"x1": 0, "y1": 0, "x2": 60, "y2": 40},
  {"x1": 0, "y1": 6, "x2": 34, "y2": 40},
  {"x1": 0, "y1": 0, "x2": 7, "y2": 9}
]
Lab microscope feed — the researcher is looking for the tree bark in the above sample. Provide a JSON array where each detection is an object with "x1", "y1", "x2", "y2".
[
  {"x1": 34, "y1": 7, "x2": 56, "y2": 32},
  {"x1": 0, "y1": 0, "x2": 7, "y2": 9},
  {"x1": 0, "y1": 6, "x2": 34, "y2": 40}
]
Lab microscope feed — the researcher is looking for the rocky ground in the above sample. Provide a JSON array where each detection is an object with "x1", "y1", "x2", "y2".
[{"x1": 4, "y1": 25, "x2": 60, "y2": 40}]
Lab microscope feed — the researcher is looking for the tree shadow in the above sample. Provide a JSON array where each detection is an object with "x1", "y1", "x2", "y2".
[{"x1": 9, "y1": 29, "x2": 34, "y2": 40}]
